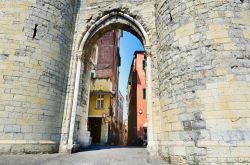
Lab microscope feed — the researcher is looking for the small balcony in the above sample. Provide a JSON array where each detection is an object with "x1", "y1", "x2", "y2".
[{"x1": 90, "y1": 78, "x2": 113, "y2": 94}]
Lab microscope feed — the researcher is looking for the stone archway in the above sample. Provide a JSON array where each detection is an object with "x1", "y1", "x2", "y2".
[
  {"x1": 59, "y1": 7, "x2": 157, "y2": 153},
  {"x1": 59, "y1": 1, "x2": 250, "y2": 163},
  {"x1": 1, "y1": 1, "x2": 250, "y2": 163}
]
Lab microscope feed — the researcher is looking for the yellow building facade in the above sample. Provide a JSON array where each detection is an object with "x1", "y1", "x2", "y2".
[
  {"x1": 89, "y1": 93, "x2": 112, "y2": 117},
  {"x1": 88, "y1": 78, "x2": 113, "y2": 144}
]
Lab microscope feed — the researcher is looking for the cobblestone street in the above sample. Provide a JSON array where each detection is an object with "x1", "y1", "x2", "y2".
[{"x1": 0, "y1": 146, "x2": 167, "y2": 165}]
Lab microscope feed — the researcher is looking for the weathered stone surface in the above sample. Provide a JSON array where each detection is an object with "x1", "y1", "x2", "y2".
[
  {"x1": 0, "y1": 0, "x2": 77, "y2": 153},
  {"x1": 0, "y1": 0, "x2": 250, "y2": 164},
  {"x1": 4, "y1": 125, "x2": 21, "y2": 133},
  {"x1": 155, "y1": 0, "x2": 250, "y2": 164}
]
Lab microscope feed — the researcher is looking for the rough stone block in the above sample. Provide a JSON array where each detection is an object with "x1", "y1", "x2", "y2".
[
  {"x1": 183, "y1": 121, "x2": 192, "y2": 131},
  {"x1": 0, "y1": 111, "x2": 8, "y2": 118},
  {"x1": 171, "y1": 122, "x2": 183, "y2": 131},
  {"x1": 192, "y1": 120, "x2": 206, "y2": 130},
  {"x1": 0, "y1": 144, "x2": 11, "y2": 153},
  {"x1": 175, "y1": 23, "x2": 195, "y2": 38},
  {"x1": 21, "y1": 126, "x2": 32, "y2": 133},
  {"x1": 11, "y1": 145, "x2": 25, "y2": 153},
  {"x1": 172, "y1": 146, "x2": 186, "y2": 156},
  {"x1": 4, "y1": 125, "x2": 21, "y2": 133}
]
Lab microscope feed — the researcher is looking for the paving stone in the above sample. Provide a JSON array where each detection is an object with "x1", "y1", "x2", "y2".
[{"x1": 0, "y1": 147, "x2": 167, "y2": 165}]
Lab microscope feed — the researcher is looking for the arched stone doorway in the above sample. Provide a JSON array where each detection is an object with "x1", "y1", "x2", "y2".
[
  {"x1": 1, "y1": 1, "x2": 249, "y2": 164},
  {"x1": 58, "y1": 1, "x2": 250, "y2": 164},
  {"x1": 59, "y1": 5, "x2": 158, "y2": 154}
]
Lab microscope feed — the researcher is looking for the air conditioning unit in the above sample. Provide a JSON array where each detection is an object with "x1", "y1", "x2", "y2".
[{"x1": 90, "y1": 70, "x2": 96, "y2": 79}]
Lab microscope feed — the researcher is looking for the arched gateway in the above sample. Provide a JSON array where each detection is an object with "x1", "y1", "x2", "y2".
[
  {"x1": 59, "y1": 4, "x2": 156, "y2": 153},
  {"x1": 0, "y1": 0, "x2": 250, "y2": 164}
]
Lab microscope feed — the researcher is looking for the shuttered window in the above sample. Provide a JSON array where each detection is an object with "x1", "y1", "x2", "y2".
[{"x1": 143, "y1": 88, "x2": 146, "y2": 99}]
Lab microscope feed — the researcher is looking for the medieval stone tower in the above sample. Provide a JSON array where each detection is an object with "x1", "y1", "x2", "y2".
[{"x1": 0, "y1": 0, "x2": 249, "y2": 164}]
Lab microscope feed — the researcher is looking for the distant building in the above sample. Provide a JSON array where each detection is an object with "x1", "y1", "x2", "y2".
[
  {"x1": 117, "y1": 91, "x2": 124, "y2": 144},
  {"x1": 122, "y1": 119, "x2": 128, "y2": 146},
  {"x1": 127, "y1": 51, "x2": 147, "y2": 145},
  {"x1": 117, "y1": 91, "x2": 124, "y2": 127},
  {"x1": 88, "y1": 30, "x2": 122, "y2": 145}
]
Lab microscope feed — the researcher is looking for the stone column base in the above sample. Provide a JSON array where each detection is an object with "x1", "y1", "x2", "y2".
[
  {"x1": 78, "y1": 131, "x2": 91, "y2": 148},
  {"x1": 147, "y1": 141, "x2": 159, "y2": 156}
]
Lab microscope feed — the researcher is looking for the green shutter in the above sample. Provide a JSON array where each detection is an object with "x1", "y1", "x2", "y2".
[
  {"x1": 143, "y1": 60, "x2": 146, "y2": 70},
  {"x1": 143, "y1": 88, "x2": 146, "y2": 99}
]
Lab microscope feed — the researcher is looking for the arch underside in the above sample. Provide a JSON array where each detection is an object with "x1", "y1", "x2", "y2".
[{"x1": 78, "y1": 12, "x2": 150, "y2": 59}]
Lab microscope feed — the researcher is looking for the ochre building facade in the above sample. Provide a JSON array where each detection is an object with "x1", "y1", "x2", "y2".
[{"x1": 0, "y1": 0, "x2": 250, "y2": 164}]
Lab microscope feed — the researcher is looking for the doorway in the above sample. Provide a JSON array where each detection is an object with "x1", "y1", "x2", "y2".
[{"x1": 88, "y1": 118, "x2": 102, "y2": 144}]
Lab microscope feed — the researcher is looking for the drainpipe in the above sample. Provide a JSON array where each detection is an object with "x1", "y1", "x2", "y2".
[{"x1": 67, "y1": 52, "x2": 83, "y2": 151}]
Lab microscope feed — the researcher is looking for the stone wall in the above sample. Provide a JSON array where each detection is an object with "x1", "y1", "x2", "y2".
[
  {"x1": 75, "y1": 60, "x2": 92, "y2": 148},
  {"x1": 1, "y1": 0, "x2": 250, "y2": 163},
  {"x1": 155, "y1": 0, "x2": 250, "y2": 164},
  {"x1": 0, "y1": 0, "x2": 76, "y2": 153}
]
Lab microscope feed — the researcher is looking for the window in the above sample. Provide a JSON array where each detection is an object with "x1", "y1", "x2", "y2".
[
  {"x1": 96, "y1": 95, "x2": 104, "y2": 109},
  {"x1": 143, "y1": 88, "x2": 146, "y2": 100},
  {"x1": 118, "y1": 100, "x2": 123, "y2": 109},
  {"x1": 142, "y1": 59, "x2": 146, "y2": 70},
  {"x1": 90, "y1": 70, "x2": 96, "y2": 79}
]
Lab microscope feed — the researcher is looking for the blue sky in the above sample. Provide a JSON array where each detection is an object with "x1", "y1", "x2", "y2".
[{"x1": 119, "y1": 31, "x2": 144, "y2": 120}]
